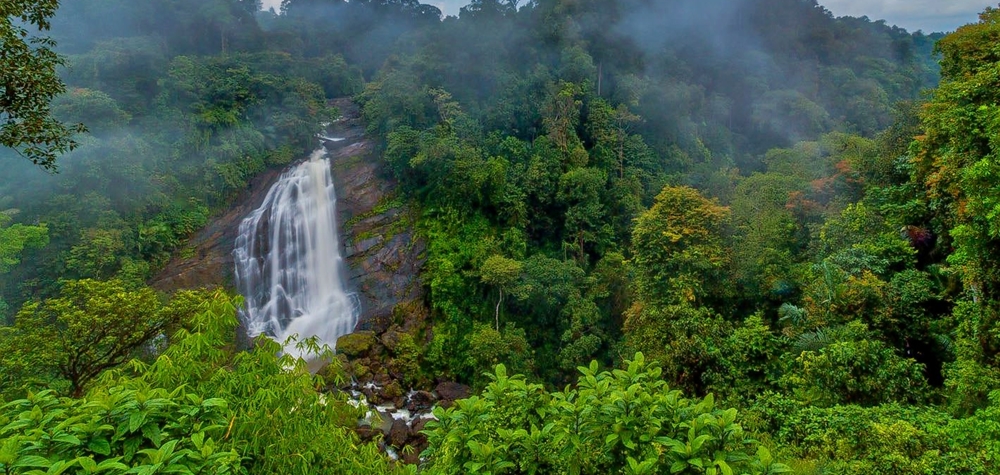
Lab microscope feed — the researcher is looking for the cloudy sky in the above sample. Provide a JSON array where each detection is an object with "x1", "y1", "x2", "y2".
[
  {"x1": 818, "y1": 0, "x2": 989, "y2": 32},
  {"x1": 262, "y1": 0, "x2": 990, "y2": 32}
]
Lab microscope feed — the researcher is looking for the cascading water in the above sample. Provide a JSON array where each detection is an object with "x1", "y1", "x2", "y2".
[{"x1": 233, "y1": 147, "x2": 357, "y2": 354}]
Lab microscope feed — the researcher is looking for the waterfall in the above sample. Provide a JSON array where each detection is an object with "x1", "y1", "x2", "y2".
[{"x1": 233, "y1": 147, "x2": 357, "y2": 355}]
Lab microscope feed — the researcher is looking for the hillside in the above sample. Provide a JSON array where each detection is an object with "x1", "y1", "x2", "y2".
[{"x1": 2, "y1": 1, "x2": 999, "y2": 474}]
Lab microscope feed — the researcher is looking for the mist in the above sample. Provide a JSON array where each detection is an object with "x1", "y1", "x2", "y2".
[{"x1": 0, "y1": 0, "x2": 946, "y2": 358}]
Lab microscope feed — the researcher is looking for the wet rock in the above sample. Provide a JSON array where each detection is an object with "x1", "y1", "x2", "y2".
[
  {"x1": 336, "y1": 331, "x2": 376, "y2": 357},
  {"x1": 389, "y1": 419, "x2": 409, "y2": 447},
  {"x1": 150, "y1": 167, "x2": 284, "y2": 292},
  {"x1": 351, "y1": 361, "x2": 371, "y2": 380},
  {"x1": 380, "y1": 326, "x2": 404, "y2": 353},
  {"x1": 435, "y1": 382, "x2": 471, "y2": 405},
  {"x1": 402, "y1": 447, "x2": 421, "y2": 465},
  {"x1": 382, "y1": 381, "x2": 404, "y2": 401},
  {"x1": 406, "y1": 391, "x2": 436, "y2": 413},
  {"x1": 356, "y1": 426, "x2": 378, "y2": 443},
  {"x1": 332, "y1": 119, "x2": 427, "y2": 333},
  {"x1": 407, "y1": 418, "x2": 431, "y2": 463},
  {"x1": 411, "y1": 417, "x2": 430, "y2": 436}
]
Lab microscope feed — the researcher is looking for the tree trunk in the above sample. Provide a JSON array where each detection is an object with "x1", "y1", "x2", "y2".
[{"x1": 495, "y1": 287, "x2": 503, "y2": 331}]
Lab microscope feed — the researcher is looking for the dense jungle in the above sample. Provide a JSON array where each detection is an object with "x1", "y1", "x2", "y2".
[{"x1": 2, "y1": 0, "x2": 1000, "y2": 473}]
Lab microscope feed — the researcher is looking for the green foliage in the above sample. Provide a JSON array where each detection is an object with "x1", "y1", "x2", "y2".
[
  {"x1": 623, "y1": 302, "x2": 727, "y2": 395},
  {"x1": 783, "y1": 321, "x2": 929, "y2": 407},
  {"x1": 912, "y1": 9, "x2": 1000, "y2": 415},
  {"x1": 0, "y1": 280, "x2": 197, "y2": 398},
  {"x1": 3, "y1": 1, "x2": 997, "y2": 473},
  {"x1": 751, "y1": 391, "x2": 1000, "y2": 474},
  {"x1": 465, "y1": 324, "x2": 535, "y2": 388},
  {"x1": 631, "y1": 186, "x2": 729, "y2": 306},
  {"x1": 422, "y1": 353, "x2": 791, "y2": 475},
  {"x1": 0, "y1": 0, "x2": 86, "y2": 169},
  {"x1": 726, "y1": 173, "x2": 804, "y2": 303},
  {"x1": 110, "y1": 291, "x2": 409, "y2": 475},
  {"x1": 0, "y1": 388, "x2": 241, "y2": 474},
  {"x1": 0, "y1": 289, "x2": 409, "y2": 475},
  {"x1": 51, "y1": 89, "x2": 131, "y2": 134},
  {"x1": 0, "y1": 213, "x2": 48, "y2": 275},
  {"x1": 943, "y1": 300, "x2": 1000, "y2": 414}
]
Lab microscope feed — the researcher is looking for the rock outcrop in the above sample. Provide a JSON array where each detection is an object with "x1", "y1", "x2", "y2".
[
  {"x1": 330, "y1": 99, "x2": 426, "y2": 333},
  {"x1": 148, "y1": 166, "x2": 284, "y2": 292}
]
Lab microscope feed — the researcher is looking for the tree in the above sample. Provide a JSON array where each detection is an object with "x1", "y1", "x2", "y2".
[
  {"x1": 727, "y1": 172, "x2": 803, "y2": 303},
  {"x1": 0, "y1": 211, "x2": 48, "y2": 321},
  {"x1": 780, "y1": 321, "x2": 928, "y2": 407},
  {"x1": 911, "y1": 8, "x2": 1000, "y2": 411},
  {"x1": 916, "y1": 7, "x2": 1000, "y2": 299},
  {"x1": 480, "y1": 255, "x2": 523, "y2": 330},
  {"x1": 557, "y1": 167, "x2": 608, "y2": 262},
  {"x1": 623, "y1": 300, "x2": 729, "y2": 395},
  {"x1": 631, "y1": 185, "x2": 729, "y2": 306},
  {"x1": 1, "y1": 0, "x2": 86, "y2": 169},
  {"x1": 0, "y1": 212, "x2": 48, "y2": 274},
  {"x1": 0, "y1": 280, "x2": 183, "y2": 397}
]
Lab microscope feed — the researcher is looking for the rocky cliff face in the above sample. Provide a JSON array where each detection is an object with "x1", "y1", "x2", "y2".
[
  {"x1": 329, "y1": 99, "x2": 427, "y2": 333},
  {"x1": 150, "y1": 98, "x2": 426, "y2": 332}
]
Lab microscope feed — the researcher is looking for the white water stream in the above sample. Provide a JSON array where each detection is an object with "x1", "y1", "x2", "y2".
[{"x1": 233, "y1": 147, "x2": 357, "y2": 354}]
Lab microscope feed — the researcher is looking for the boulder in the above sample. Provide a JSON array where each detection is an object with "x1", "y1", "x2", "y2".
[
  {"x1": 381, "y1": 381, "x2": 404, "y2": 401},
  {"x1": 402, "y1": 448, "x2": 421, "y2": 465},
  {"x1": 406, "y1": 418, "x2": 431, "y2": 464},
  {"x1": 406, "y1": 390, "x2": 436, "y2": 413},
  {"x1": 411, "y1": 417, "x2": 430, "y2": 436},
  {"x1": 435, "y1": 381, "x2": 471, "y2": 404},
  {"x1": 380, "y1": 326, "x2": 403, "y2": 352},
  {"x1": 389, "y1": 418, "x2": 409, "y2": 447},
  {"x1": 355, "y1": 426, "x2": 378, "y2": 443},
  {"x1": 336, "y1": 331, "x2": 376, "y2": 357}
]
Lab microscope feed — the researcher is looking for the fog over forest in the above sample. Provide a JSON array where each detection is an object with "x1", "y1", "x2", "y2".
[
  {"x1": 2, "y1": 0, "x2": 1000, "y2": 473},
  {"x1": 261, "y1": 0, "x2": 989, "y2": 31}
]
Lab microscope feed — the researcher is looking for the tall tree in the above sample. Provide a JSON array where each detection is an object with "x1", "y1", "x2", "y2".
[
  {"x1": 915, "y1": 7, "x2": 1000, "y2": 412},
  {"x1": 631, "y1": 185, "x2": 729, "y2": 306}
]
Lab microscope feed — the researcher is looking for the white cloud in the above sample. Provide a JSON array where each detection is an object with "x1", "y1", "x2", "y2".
[{"x1": 821, "y1": 0, "x2": 988, "y2": 31}]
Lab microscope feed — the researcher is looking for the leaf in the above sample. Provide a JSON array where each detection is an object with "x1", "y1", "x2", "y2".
[
  {"x1": 201, "y1": 398, "x2": 227, "y2": 409},
  {"x1": 79, "y1": 457, "x2": 98, "y2": 473},
  {"x1": 756, "y1": 445, "x2": 772, "y2": 465},
  {"x1": 44, "y1": 459, "x2": 78, "y2": 475},
  {"x1": 142, "y1": 423, "x2": 163, "y2": 447},
  {"x1": 128, "y1": 411, "x2": 146, "y2": 433},
  {"x1": 96, "y1": 459, "x2": 129, "y2": 472},
  {"x1": 14, "y1": 455, "x2": 53, "y2": 468},
  {"x1": 691, "y1": 434, "x2": 712, "y2": 452},
  {"x1": 51, "y1": 433, "x2": 82, "y2": 446},
  {"x1": 88, "y1": 438, "x2": 112, "y2": 456}
]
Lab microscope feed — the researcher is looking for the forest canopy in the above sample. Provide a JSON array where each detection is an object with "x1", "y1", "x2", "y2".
[{"x1": 3, "y1": 0, "x2": 999, "y2": 474}]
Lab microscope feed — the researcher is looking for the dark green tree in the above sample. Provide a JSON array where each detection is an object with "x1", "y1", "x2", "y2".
[{"x1": 1, "y1": 0, "x2": 86, "y2": 169}]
